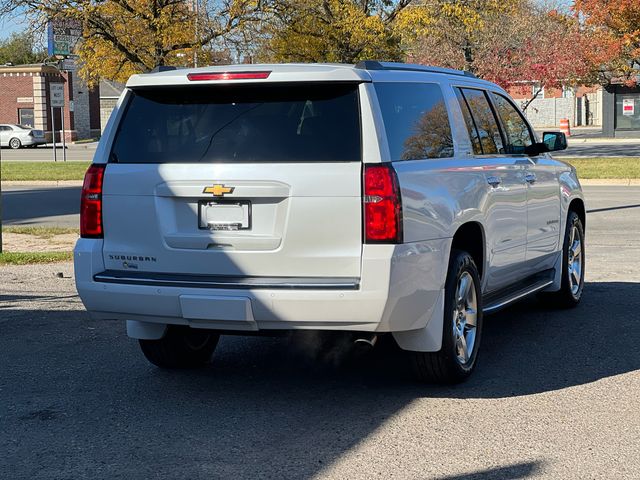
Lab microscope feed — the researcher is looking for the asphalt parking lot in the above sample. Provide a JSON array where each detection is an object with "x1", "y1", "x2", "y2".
[{"x1": 0, "y1": 186, "x2": 639, "y2": 479}]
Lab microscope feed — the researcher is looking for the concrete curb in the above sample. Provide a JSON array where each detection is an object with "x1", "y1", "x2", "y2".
[
  {"x1": 568, "y1": 138, "x2": 640, "y2": 144},
  {"x1": 580, "y1": 179, "x2": 640, "y2": 186},
  {"x1": 2, "y1": 180, "x2": 84, "y2": 187}
]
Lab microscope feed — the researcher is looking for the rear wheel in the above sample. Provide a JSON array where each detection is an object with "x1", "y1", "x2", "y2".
[
  {"x1": 412, "y1": 250, "x2": 483, "y2": 384},
  {"x1": 139, "y1": 325, "x2": 219, "y2": 368},
  {"x1": 9, "y1": 137, "x2": 21, "y2": 149}
]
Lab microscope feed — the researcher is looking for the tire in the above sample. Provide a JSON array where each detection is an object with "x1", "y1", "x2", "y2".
[
  {"x1": 9, "y1": 137, "x2": 21, "y2": 149},
  {"x1": 412, "y1": 249, "x2": 483, "y2": 384},
  {"x1": 541, "y1": 211, "x2": 585, "y2": 308},
  {"x1": 139, "y1": 325, "x2": 219, "y2": 369}
]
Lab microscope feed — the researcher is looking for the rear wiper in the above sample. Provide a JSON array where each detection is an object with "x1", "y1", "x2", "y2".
[{"x1": 197, "y1": 103, "x2": 264, "y2": 162}]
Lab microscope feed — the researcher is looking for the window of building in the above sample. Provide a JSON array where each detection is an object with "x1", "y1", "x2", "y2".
[
  {"x1": 18, "y1": 108, "x2": 35, "y2": 128},
  {"x1": 532, "y1": 83, "x2": 545, "y2": 99},
  {"x1": 615, "y1": 94, "x2": 640, "y2": 130},
  {"x1": 374, "y1": 82, "x2": 454, "y2": 160}
]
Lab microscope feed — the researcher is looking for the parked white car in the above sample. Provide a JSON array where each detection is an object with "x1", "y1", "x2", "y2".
[
  {"x1": 75, "y1": 62, "x2": 585, "y2": 383},
  {"x1": 0, "y1": 124, "x2": 46, "y2": 149}
]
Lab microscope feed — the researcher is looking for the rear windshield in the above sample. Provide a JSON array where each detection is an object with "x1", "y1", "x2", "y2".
[{"x1": 110, "y1": 83, "x2": 361, "y2": 163}]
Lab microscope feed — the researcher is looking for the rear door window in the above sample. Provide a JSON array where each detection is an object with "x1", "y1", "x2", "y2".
[
  {"x1": 456, "y1": 88, "x2": 504, "y2": 155},
  {"x1": 491, "y1": 93, "x2": 534, "y2": 154},
  {"x1": 110, "y1": 83, "x2": 361, "y2": 163},
  {"x1": 375, "y1": 82, "x2": 454, "y2": 160}
]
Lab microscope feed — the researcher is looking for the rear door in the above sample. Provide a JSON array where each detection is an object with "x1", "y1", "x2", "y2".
[{"x1": 101, "y1": 82, "x2": 363, "y2": 280}]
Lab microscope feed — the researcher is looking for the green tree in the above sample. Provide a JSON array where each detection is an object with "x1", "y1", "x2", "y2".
[
  {"x1": 0, "y1": 31, "x2": 46, "y2": 65},
  {"x1": 0, "y1": 0, "x2": 264, "y2": 85},
  {"x1": 256, "y1": 0, "x2": 428, "y2": 63}
]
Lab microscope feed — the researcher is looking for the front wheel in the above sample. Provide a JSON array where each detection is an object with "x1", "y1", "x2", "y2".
[
  {"x1": 412, "y1": 249, "x2": 483, "y2": 384},
  {"x1": 542, "y1": 211, "x2": 585, "y2": 308},
  {"x1": 139, "y1": 325, "x2": 219, "y2": 369}
]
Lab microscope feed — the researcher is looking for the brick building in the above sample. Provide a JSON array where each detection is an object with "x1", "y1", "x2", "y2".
[{"x1": 0, "y1": 64, "x2": 100, "y2": 142}]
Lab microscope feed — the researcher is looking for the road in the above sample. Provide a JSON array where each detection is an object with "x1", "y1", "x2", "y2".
[
  {"x1": 2, "y1": 138, "x2": 640, "y2": 162},
  {"x1": 0, "y1": 186, "x2": 639, "y2": 479},
  {"x1": 2, "y1": 184, "x2": 80, "y2": 227},
  {"x1": 558, "y1": 141, "x2": 640, "y2": 157},
  {"x1": 1, "y1": 144, "x2": 97, "y2": 162}
]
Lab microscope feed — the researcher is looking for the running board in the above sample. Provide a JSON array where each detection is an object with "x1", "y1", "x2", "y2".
[{"x1": 483, "y1": 270, "x2": 555, "y2": 314}]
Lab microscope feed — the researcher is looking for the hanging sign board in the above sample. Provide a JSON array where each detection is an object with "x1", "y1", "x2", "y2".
[
  {"x1": 623, "y1": 98, "x2": 634, "y2": 116},
  {"x1": 50, "y1": 83, "x2": 65, "y2": 108},
  {"x1": 47, "y1": 19, "x2": 82, "y2": 57}
]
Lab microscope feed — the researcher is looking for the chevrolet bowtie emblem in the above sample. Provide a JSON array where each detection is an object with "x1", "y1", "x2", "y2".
[{"x1": 203, "y1": 184, "x2": 235, "y2": 196}]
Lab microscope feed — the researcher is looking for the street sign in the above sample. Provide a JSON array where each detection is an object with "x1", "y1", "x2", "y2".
[
  {"x1": 623, "y1": 98, "x2": 634, "y2": 116},
  {"x1": 50, "y1": 83, "x2": 65, "y2": 107},
  {"x1": 47, "y1": 19, "x2": 82, "y2": 57}
]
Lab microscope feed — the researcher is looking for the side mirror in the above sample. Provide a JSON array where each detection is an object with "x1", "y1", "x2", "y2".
[{"x1": 542, "y1": 131, "x2": 567, "y2": 152}]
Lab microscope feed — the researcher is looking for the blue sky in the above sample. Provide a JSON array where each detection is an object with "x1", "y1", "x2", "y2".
[{"x1": 0, "y1": 9, "x2": 27, "y2": 40}]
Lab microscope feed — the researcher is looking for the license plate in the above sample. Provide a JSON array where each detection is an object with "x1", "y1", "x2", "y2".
[{"x1": 199, "y1": 201, "x2": 251, "y2": 231}]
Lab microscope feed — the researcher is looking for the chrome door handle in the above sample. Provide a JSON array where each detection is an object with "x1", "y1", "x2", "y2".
[
  {"x1": 525, "y1": 173, "x2": 537, "y2": 184},
  {"x1": 487, "y1": 176, "x2": 501, "y2": 187}
]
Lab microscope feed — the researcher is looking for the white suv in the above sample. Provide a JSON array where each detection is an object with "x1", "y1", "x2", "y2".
[{"x1": 75, "y1": 62, "x2": 585, "y2": 383}]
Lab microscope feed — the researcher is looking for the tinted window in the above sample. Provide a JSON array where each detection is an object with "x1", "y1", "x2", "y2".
[
  {"x1": 110, "y1": 84, "x2": 361, "y2": 163},
  {"x1": 454, "y1": 89, "x2": 483, "y2": 155},
  {"x1": 491, "y1": 93, "x2": 533, "y2": 154},
  {"x1": 375, "y1": 82, "x2": 453, "y2": 160},
  {"x1": 457, "y1": 88, "x2": 504, "y2": 155}
]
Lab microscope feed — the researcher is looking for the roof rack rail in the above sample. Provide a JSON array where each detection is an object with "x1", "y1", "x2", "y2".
[{"x1": 354, "y1": 61, "x2": 477, "y2": 78}]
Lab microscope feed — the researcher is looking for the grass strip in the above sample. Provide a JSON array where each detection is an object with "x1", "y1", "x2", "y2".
[
  {"x1": 558, "y1": 157, "x2": 640, "y2": 179},
  {"x1": 4, "y1": 226, "x2": 79, "y2": 239},
  {"x1": 1, "y1": 158, "x2": 638, "y2": 181},
  {"x1": 1, "y1": 161, "x2": 90, "y2": 181},
  {"x1": 0, "y1": 251, "x2": 73, "y2": 265}
]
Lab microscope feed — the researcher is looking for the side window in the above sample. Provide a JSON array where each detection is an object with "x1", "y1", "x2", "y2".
[
  {"x1": 375, "y1": 82, "x2": 454, "y2": 160},
  {"x1": 457, "y1": 88, "x2": 504, "y2": 155},
  {"x1": 454, "y1": 89, "x2": 483, "y2": 155},
  {"x1": 491, "y1": 93, "x2": 534, "y2": 154}
]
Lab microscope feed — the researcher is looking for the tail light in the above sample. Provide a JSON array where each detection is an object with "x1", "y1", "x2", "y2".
[
  {"x1": 80, "y1": 164, "x2": 105, "y2": 238},
  {"x1": 363, "y1": 164, "x2": 403, "y2": 243},
  {"x1": 187, "y1": 71, "x2": 271, "y2": 81}
]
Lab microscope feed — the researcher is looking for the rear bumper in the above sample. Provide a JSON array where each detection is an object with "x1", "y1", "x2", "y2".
[
  {"x1": 74, "y1": 238, "x2": 449, "y2": 334},
  {"x1": 21, "y1": 137, "x2": 46, "y2": 146}
]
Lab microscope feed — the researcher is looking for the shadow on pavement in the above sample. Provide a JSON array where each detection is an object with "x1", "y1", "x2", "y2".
[
  {"x1": 0, "y1": 281, "x2": 637, "y2": 478},
  {"x1": 436, "y1": 461, "x2": 541, "y2": 480}
]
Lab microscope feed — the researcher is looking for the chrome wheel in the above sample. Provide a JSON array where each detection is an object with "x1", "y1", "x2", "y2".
[
  {"x1": 9, "y1": 137, "x2": 21, "y2": 149},
  {"x1": 453, "y1": 271, "x2": 478, "y2": 365},
  {"x1": 567, "y1": 224, "x2": 583, "y2": 296}
]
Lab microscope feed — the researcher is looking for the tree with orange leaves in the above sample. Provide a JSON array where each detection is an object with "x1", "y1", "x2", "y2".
[{"x1": 573, "y1": 0, "x2": 640, "y2": 85}]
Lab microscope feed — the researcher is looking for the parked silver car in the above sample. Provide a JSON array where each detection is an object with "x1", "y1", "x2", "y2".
[
  {"x1": 0, "y1": 124, "x2": 46, "y2": 149},
  {"x1": 75, "y1": 62, "x2": 585, "y2": 383}
]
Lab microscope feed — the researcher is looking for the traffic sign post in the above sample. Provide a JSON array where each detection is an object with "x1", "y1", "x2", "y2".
[
  {"x1": 50, "y1": 83, "x2": 65, "y2": 162},
  {"x1": 0, "y1": 139, "x2": 3, "y2": 253}
]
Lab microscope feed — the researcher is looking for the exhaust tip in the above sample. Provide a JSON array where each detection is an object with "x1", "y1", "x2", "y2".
[{"x1": 354, "y1": 334, "x2": 378, "y2": 348}]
